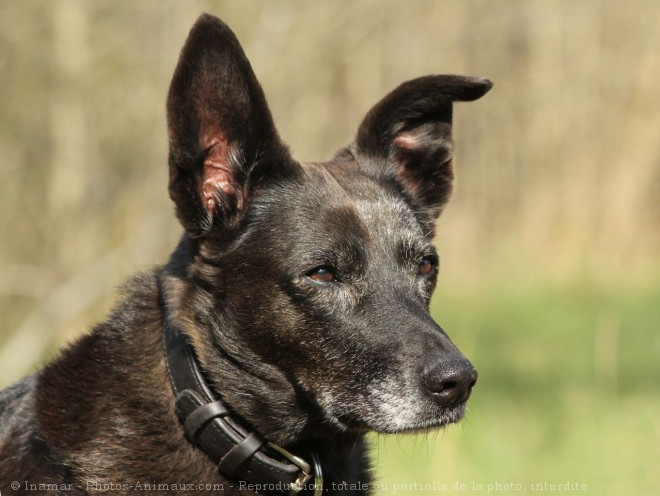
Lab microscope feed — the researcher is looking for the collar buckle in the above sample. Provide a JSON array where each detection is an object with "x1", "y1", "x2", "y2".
[{"x1": 267, "y1": 443, "x2": 322, "y2": 496}]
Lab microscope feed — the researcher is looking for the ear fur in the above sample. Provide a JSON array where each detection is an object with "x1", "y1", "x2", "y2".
[
  {"x1": 349, "y1": 75, "x2": 492, "y2": 230},
  {"x1": 167, "y1": 13, "x2": 297, "y2": 238}
]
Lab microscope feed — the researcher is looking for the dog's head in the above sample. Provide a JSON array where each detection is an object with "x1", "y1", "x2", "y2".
[{"x1": 165, "y1": 14, "x2": 491, "y2": 444}]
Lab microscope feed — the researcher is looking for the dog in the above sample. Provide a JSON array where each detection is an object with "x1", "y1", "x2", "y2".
[{"x1": 0, "y1": 13, "x2": 491, "y2": 496}]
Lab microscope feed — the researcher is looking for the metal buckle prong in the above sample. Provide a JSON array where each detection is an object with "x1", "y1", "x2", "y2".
[
  {"x1": 267, "y1": 443, "x2": 323, "y2": 496},
  {"x1": 267, "y1": 443, "x2": 312, "y2": 495}
]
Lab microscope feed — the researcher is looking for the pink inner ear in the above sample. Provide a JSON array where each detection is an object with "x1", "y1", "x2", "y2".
[
  {"x1": 201, "y1": 134, "x2": 240, "y2": 214},
  {"x1": 393, "y1": 132, "x2": 421, "y2": 150},
  {"x1": 393, "y1": 126, "x2": 454, "y2": 166}
]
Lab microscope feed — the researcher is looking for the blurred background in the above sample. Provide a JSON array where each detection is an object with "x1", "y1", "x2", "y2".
[{"x1": 0, "y1": 0, "x2": 658, "y2": 494}]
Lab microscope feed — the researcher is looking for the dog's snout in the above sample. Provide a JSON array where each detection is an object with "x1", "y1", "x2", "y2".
[{"x1": 422, "y1": 360, "x2": 478, "y2": 407}]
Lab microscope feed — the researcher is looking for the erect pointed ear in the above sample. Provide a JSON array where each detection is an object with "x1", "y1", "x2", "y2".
[
  {"x1": 349, "y1": 75, "x2": 492, "y2": 231},
  {"x1": 167, "y1": 14, "x2": 297, "y2": 238}
]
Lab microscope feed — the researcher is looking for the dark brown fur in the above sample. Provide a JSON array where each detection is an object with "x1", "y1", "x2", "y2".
[{"x1": 0, "y1": 14, "x2": 491, "y2": 495}]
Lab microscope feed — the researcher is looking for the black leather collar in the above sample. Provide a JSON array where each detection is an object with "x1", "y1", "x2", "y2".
[{"x1": 162, "y1": 303, "x2": 322, "y2": 495}]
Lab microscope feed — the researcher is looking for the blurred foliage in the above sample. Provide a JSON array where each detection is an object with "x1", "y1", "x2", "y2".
[{"x1": 0, "y1": 0, "x2": 658, "y2": 494}]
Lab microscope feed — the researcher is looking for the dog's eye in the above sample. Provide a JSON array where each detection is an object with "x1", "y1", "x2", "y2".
[
  {"x1": 308, "y1": 267, "x2": 336, "y2": 283},
  {"x1": 418, "y1": 256, "x2": 436, "y2": 276}
]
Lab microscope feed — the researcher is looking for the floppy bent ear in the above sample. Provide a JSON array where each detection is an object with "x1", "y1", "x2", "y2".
[
  {"x1": 350, "y1": 75, "x2": 492, "y2": 230},
  {"x1": 167, "y1": 14, "x2": 295, "y2": 238}
]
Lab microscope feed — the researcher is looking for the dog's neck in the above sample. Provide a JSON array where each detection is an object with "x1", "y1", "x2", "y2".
[
  {"x1": 157, "y1": 237, "x2": 371, "y2": 495},
  {"x1": 160, "y1": 296, "x2": 321, "y2": 494}
]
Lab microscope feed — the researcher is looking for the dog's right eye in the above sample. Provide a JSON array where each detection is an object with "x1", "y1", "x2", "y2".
[
  {"x1": 418, "y1": 256, "x2": 437, "y2": 276},
  {"x1": 307, "y1": 267, "x2": 336, "y2": 283}
]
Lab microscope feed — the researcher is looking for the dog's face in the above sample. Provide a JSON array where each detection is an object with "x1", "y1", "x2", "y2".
[{"x1": 166, "y1": 15, "x2": 491, "y2": 441}]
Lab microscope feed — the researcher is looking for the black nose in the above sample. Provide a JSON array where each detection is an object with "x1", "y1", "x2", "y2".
[{"x1": 422, "y1": 359, "x2": 478, "y2": 407}]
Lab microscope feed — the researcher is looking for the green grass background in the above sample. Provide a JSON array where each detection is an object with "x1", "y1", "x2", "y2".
[{"x1": 370, "y1": 279, "x2": 660, "y2": 495}]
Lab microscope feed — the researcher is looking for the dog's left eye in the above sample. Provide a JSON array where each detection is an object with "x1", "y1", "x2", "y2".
[
  {"x1": 418, "y1": 256, "x2": 437, "y2": 276},
  {"x1": 307, "y1": 267, "x2": 337, "y2": 283}
]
